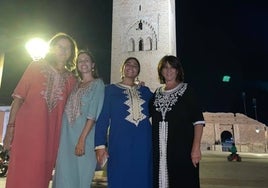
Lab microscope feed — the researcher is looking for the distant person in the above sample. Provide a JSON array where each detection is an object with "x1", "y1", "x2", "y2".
[
  {"x1": 52, "y1": 50, "x2": 105, "y2": 188},
  {"x1": 3, "y1": 32, "x2": 78, "y2": 188},
  {"x1": 150, "y1": 55, "x2": 205, "y2": 188},
  {"x1": 95, "y1": 57, "x2": 153, "y2": 188},
  {"x1": 230, "y1": 143, "x2": 237, "y2": 156}
]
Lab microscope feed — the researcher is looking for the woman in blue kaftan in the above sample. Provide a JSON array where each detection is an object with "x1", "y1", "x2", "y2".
[{"x1": 95, "y1": 57, "x2": 153, "y2": 188}]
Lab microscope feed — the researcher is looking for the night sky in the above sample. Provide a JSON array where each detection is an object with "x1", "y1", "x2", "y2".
[
  {"x1": 0, "y1": 1, "x2": 267, "y2": 124},
  {"x1": 176, "y1": 1, "x2": 268, "y2": 124}
]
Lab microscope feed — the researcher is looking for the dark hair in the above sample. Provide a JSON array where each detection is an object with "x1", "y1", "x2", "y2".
[
  {"x1": 157, "y1": 55, "x2": 184, "y2": 84},
  {"x1": 76, "y1": 50, "x2": 99, "y2": 79},
  {"x1": 120, "y1": 57, "x2": 141, "y2": 79},
  {"x1": 45, "y1": 32, "x2": 78, "y2": 71}
]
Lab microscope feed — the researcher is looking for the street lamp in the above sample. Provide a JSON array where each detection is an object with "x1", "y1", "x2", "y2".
[
  {"x1": 265, "y1": 127, "x2": 267, "y2": 152},
  {"x1": 252, "y1": 98, "x2": 258, "y2": 120},
  {"x1": 25, "y1": 38, "x2": 48, "y2": 61},
  {"x1": 242, "y1": 92, "x2": 247, "y2": 115}
]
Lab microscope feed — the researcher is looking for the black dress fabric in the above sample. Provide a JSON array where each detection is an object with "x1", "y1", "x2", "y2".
[{"x1": 150, "y1": 83, "x2": 204, "y2": 188}]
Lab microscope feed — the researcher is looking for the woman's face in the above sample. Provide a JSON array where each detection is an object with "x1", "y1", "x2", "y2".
[
  {"x1": 77, "y1": 53, "x2": 94, "y2": 74},
  {"x1": 52, "y1": 38, "x2": 72, "y2": 64},
  {"x1": 122, "y1": 59, "x2": 140, "y2": 79},
  {"x1": 161, "y1": 62, "x2": 178, "y2": 82}
]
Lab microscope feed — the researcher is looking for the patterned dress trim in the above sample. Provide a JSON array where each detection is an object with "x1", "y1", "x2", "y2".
[
  {"x1": 154, "y1": 83, "x2": 187, "y2": 122},
  {"x1": 153, "y1": 82, "x2": 187, "y2": 188},
  {"x1": 159, "y1": 120, "x2": 169, "y2": 188},
  {"x1": 64, "y1": 79, "x2": 98, "y2": 125},
  {"x1": 40, "y1": 64, "x2": 72, "y2": 112},
  {"x1": 116, "y1": 83, "x2": 146, "y2": 127}
]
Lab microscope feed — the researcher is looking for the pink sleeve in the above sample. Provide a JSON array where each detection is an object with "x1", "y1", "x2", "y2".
[{"x1": 12, "y1": 62, "x2": 38, "y2": 100}]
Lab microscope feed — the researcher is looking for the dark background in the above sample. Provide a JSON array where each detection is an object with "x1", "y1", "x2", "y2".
[
  {"x1": 0, "y1": 0, "x2": 267, "y2": 124},
  {"x1": 177, "y1": 0, "x2": 268, "y2": 124}
]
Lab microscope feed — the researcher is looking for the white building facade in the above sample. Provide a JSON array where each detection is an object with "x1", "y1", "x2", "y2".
[{"x1": 111, "y1": 0, "x2": 176, "y2": 91}]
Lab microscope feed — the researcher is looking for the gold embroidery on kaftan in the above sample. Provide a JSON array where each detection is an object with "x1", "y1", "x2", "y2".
[
  {"x1": 64, "y1": 80, "x2": 95, "y2": 124},
  {"x1": 117, "y1": 84, "x2": 146, "y2": 127}
]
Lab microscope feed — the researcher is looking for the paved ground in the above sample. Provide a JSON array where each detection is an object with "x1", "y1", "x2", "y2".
[
  {"x1": 201, "y1": 151, "x2": 268, "y2": 188},
  {"x1": 0, "y1": 151, "x2": 267, "y2": 188}
]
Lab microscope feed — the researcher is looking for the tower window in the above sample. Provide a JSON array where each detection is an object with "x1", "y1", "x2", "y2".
[
  {"x1": 138, "y1": 20, "x2": 142, "y2": 30},
  {"x1": 128, "y1": 38, "x2": 135, "y2": 52},
  {"x1": 139, "y1": 39, "x2": 144, "y2": 51}
]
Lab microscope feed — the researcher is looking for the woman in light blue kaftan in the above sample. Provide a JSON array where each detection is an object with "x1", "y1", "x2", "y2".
[
  {"x1": 52, "y1": 51, "x2": 105, "y2": 188},
  {"x1": 95, "y1": 57, "x2": 153, "y2": 188}
]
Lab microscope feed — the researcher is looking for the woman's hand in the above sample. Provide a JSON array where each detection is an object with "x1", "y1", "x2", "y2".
[
  {"x1": 3, "y1": 98, "x2": 24, "y2": 151},
  {"x1": 75, "y1": 138, "x2": 86, "y2": 156},
  {"x1": 95, "y1": 148, "x2": 109, "y2": 167},
  {"x1": 191, "y1": 148, "x2": 201, "y2": 168},
  {"x1": 3, "y1": 126, "x2": 15, "y2": 151}
]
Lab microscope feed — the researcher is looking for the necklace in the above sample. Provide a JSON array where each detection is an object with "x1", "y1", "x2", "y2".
[
  {"x1": 79, "y1": 79, "x2": 94, "y2": 88},
  {"x1": 119, "y1": 81, "x2": 136, "y2": 87}
]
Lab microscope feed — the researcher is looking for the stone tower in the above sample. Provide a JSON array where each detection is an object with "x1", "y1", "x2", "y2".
[{"x1": 111, "y1": 0, "x2": 176, "y2": 91}]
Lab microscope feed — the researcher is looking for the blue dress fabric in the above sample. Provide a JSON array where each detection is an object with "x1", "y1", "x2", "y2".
[
  {"x1": 52, "y1": 79, "x2": 105, "y2": 188},
  {"x1": 95, "y1": 83, "x2": 153, "y2": 188}
]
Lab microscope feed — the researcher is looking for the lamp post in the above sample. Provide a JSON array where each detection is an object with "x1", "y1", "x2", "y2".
[
  {"x1": 242, "y1": 92, "x2": 247, "y2": 115},
  {"x1": 265, "y1": 127, "x2": 267, "y2": 152},
  {"x1": 252, "y1": 98, "x2": 257, "y2": 120}
]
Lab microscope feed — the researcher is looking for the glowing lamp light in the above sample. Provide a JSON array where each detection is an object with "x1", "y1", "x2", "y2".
[
  {"x1": 25, "y1": 38, "x2": 48, "y2": 61},
  {"x1": 256, "y1": 128, "x2": 260, "y2": 134},
  {"x1": 222, "y1": 75, "x2": 231, "y2": 82}
]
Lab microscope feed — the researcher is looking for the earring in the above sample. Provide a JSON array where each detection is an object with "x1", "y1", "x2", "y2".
[
  {"x1": 92, "y1": 68, "x2": 95, "y2": 72},
  {"x1": 135, "y1": 77, "x2": 140, "y2": 84}
]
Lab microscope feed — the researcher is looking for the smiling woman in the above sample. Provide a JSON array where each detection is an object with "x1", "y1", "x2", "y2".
[
  {"x1": 3, "y1": 32, "x2": 78, "y2": 188},
  {"x1": 52, "y1": 50, "x2": 105, "y2": 188},
  {"x1": 150, "y1": 55, "x2": 205, "y2": 188},
  {"x1": 95, "y1": 57, "x2": 153, "y2": 188},
  {"x1": 0, "y1": 1, "x2": 267, "y2": 123},
  {"x1": 0, "y1": 0, "x2": 113, "y2": 106}
]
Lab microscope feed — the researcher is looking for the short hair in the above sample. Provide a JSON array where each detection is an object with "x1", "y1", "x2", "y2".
[{"x1": 157, "y1": 55, "x2": 184, "y2": 84}]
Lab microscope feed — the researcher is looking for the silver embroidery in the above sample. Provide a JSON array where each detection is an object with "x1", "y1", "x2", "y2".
[
  {"x1": 40, "y1": 65, "x2": 71, "y2": 112},
  {"x1": 154, "y1": 83, "x2": 187, "y2": 188},
  {"x1": 159, "y1": 120, "x2": 168, "y2": 188}
]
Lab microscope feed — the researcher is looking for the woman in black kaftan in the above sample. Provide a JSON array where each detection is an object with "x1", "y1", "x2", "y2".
[{"x1": 150, "y1": 55, "x2": 205, "y2": 188}]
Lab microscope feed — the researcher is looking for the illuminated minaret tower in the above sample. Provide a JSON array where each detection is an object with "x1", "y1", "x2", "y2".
[{"x1": 111, "y1": 0, "x2": 176, "y2": 91}]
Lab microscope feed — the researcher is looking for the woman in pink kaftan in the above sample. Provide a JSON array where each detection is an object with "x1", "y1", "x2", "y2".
[{"x1": 3, "y1": 33, "x2": 78, "y2": 188}]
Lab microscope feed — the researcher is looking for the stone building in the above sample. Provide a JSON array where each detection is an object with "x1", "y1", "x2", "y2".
[
  {"x1": 111, "y1": 0, "x2": 176, "y2": 91},
  {"x1": 202, "y1": 112, "x2": 267, "y2": 153}
]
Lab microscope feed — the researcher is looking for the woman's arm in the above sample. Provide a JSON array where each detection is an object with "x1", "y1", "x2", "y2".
[
  {"x1": 75, "y1": 119, "x2": 95, "y2": 156},
  {"x1": 191, "y1": 124, "x2": 204, "y2": 167},
  {"x1": 3, "y1": 97, "x2": 24, "y2": 150}
]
